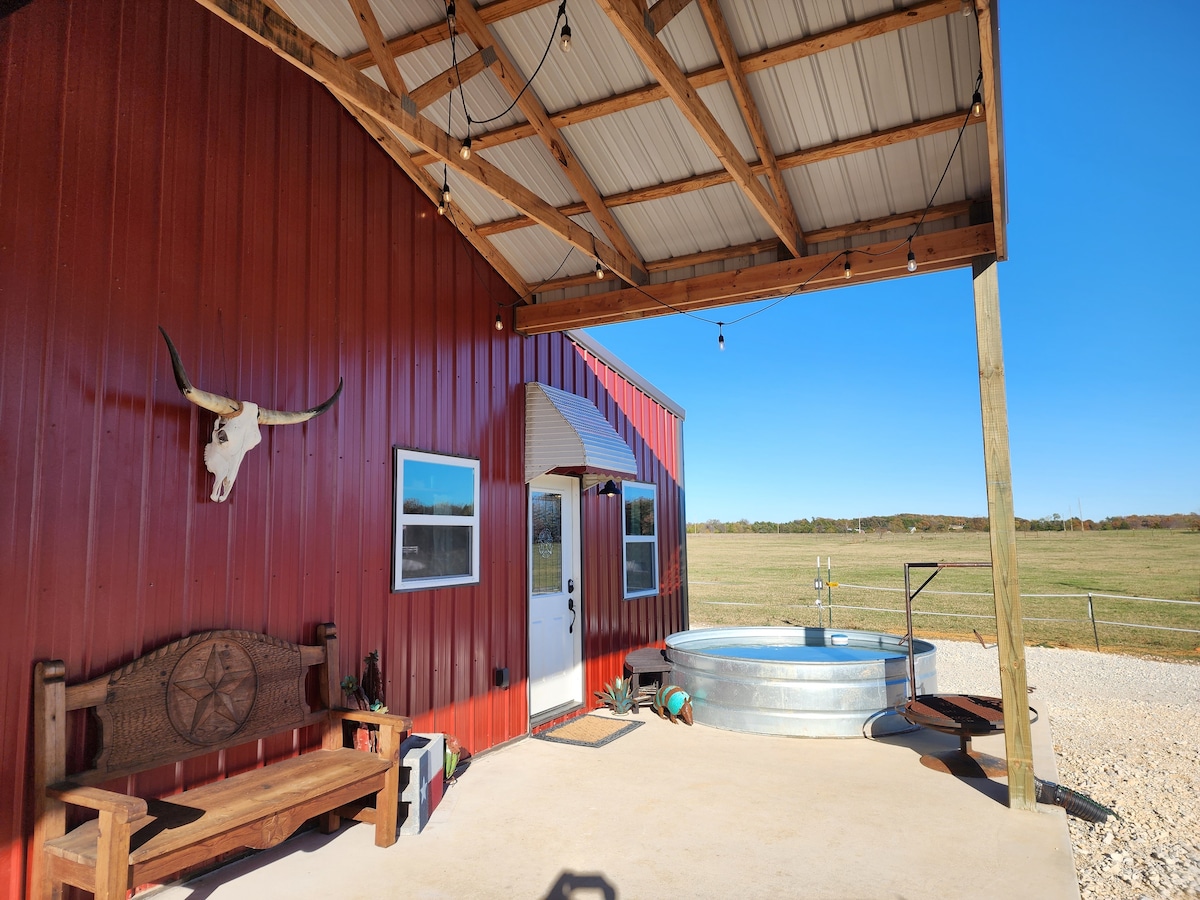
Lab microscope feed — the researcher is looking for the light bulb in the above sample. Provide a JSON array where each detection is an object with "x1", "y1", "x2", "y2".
[
  {"x1": 962, "y1": 0, "x2": 971, "y2": 15},
  {"x1": 494, "y1": 313, "x2": 504, "y2": 332},
  {"x1": 446, "y1": 3, "x2": 456, "y2": 30},
  {"x1": 459, "y1": 136, "x2": 472, "y2": 160},
  {"x1": 718, "y1": 331, "x2": 725, "y2": 351},
  {"x1": 437, "y1": 201, "x2": 446, "y2": 216},
  {"x1": 844, "y1": 259, "x2": 852, "y2": 280},
  {"x1": 560, "y1": 24, "x2": 572, "y2": 52},
  {"x1": 971, "y1": 91, "x2": 983, "y2": 118},
  {"x1": 595, "y1": 261, "x2": 604, "y2": 280},
  {"x1": 907, "y1": 249, "x2": 917, "y2": 273},
  {"x1": 441, "y1": 182, "x2": 451, "y2": 204}
]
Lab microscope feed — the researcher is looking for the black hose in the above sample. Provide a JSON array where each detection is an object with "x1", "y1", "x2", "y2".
[{"x1": 1035, "y1": 778, "x2": 1119, "y2": 823}]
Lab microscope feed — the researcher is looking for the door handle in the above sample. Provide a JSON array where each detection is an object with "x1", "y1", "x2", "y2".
[{"x1": 567, "y1": 597, "x2": 576, "y2": 633}]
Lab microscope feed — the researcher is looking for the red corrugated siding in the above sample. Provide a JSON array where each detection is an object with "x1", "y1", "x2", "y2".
[{"x1": 0, "y1": 1, "x2": 685, "y2": 896}]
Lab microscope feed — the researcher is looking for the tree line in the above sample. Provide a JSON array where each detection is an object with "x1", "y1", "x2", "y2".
[{"x1": 687, "y1": 513, "x2": 1200, "y2": 534}]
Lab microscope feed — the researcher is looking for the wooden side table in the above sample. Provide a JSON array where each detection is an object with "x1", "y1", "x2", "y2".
[{"x1": 624, "y1": 648, "x2": 672, "y2": 714}]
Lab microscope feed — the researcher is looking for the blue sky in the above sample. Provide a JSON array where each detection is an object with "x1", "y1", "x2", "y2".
[{"x1": 585, "y1": 1, "x2": 1199, "y2": 523}]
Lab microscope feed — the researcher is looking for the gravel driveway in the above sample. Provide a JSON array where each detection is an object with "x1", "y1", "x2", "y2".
[{"x1": 934, "y1": 641, "x2": 1200, "y2": 899}]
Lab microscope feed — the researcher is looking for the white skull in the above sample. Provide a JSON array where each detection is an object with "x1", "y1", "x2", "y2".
[{"x1": 203, "y1": 402, "x2": 262, "y2": 502}]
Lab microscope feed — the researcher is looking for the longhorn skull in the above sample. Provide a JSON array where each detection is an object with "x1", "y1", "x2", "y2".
[{"x1": 159, "y1": 327, "x2": 343, "y2": 502}]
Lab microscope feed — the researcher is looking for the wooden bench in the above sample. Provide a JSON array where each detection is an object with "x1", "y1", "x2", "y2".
[{"x1": 30, "y1": 623, "x2": 413, "y2": 900}]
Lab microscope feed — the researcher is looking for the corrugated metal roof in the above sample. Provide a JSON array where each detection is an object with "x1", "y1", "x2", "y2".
[
  {"x1": 269, "y1": 0, "x2": 1006, "y2": 305},
  {"x1": 525, "y1": 382, "x2": 639, "y2": 486}
]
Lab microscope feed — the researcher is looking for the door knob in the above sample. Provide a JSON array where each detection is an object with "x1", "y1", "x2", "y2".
[{"x1": 567, "y1": 578, "x2": 575, "y2": 594}]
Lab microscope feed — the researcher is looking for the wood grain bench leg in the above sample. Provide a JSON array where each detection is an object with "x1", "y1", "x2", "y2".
[
  {"x1": 318, "y1": 810, "x2": 341, "y2": 835},
  {"x1": 94, "y1": 808, "x2": 133, "y2": 900}
]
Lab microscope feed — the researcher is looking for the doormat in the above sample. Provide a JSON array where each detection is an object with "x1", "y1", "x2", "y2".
[{"x1": 535, "y1": 714, "x2": 643, "y2": 748}]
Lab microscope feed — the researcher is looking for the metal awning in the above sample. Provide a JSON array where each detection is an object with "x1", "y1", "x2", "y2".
[{"x1": 525, "y1": 382, "x2": 637, "y2": 487}]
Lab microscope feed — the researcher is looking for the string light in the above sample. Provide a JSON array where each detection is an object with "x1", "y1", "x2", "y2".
[
  {"x1": 494, "y1": 313, "x2": 504, "y2": 331},
  {"x1": 460, "y1": 135, "x2": 472, "y2": 160},
  {"x1": 595, "y1": 261, "x2": 604, "y2": 280},
  {"x1": 971, "y1": 90, "x2": 984, "y2": 118},
  {"x1": 560, "y1": 23, "x2": 572, "y2": 52},
  {"x1": 907, "y1": 247, "x2": 917, "y2": 272},
  {"x1": 446, "y1": 2, "x2": 456, "y2": 31},
  {"x1": 844, "y1": 257, "x2": 852, "y2": 280},
  {"x1": 717, "y1": 323, "x2": 725, "y2": 351}
]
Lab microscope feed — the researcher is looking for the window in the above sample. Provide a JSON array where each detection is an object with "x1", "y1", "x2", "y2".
[
  {"x1": 393, "y1": 449, "x2": 480, "y2": 591},
  {"x1": 622, "y1": 481, "x2": 657, "y2": 599}
]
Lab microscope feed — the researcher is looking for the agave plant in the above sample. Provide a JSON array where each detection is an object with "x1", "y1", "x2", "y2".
[{"x1": 593, "y1": 676, "x2": 635, "y2": 715}]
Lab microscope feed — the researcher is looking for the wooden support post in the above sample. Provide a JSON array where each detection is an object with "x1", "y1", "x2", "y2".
[{"x1": 972, "y1": 254, "x2": 1036, "y2": 811}]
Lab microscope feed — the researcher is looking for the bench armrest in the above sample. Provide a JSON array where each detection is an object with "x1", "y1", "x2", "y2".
[
  {"x1": 47, "y1": 782, "x2": 148, "y2": 823},
  {"x1": 330, "y1": 708, "x2": 414, "y2": 731}
]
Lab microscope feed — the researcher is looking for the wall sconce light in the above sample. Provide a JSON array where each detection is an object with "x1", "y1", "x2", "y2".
[{"x1": 597, "y1": 479, "x2": 620, "y2": 497}]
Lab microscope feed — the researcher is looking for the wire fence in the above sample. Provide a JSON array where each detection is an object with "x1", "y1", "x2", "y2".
[{"x1": 694, "y1": 582, "x2": 1200, "y2": 652}]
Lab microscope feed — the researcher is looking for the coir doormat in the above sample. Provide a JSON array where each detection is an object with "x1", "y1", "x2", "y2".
[{"x1": 535, "y1": 714, "x2": 643, "y2": 748}]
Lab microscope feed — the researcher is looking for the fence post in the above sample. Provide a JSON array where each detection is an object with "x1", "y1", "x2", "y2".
[{"x1": 1087, "y1": 593, "x2": 1100, "y2": 651}]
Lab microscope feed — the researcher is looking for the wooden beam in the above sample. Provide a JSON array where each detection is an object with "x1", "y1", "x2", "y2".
[
  {"x1": 697, "y1": 0, "x2": 803, "y2": 249},
  {"x1": 516, "y1": 224, "x2": 994, "y2": 333},
  {"x1": 975, "y1": 0, "x2": 1006, "y2": 259},
  {"x1": 534, "y1": 238, "x2": 782, "y2": 293},
  {"x1": 971, "y1": 253, "x2": 1035, "y2": 811},
  {"x1": 597, "y1": 0, "x2": 803, "y2": 257},
  {"x1": 647, "y1": 0, "x2": 695, "y2": 34},
  {"x1": 473, "y1": 111, "x2": 977, "y2": 237},
  {"x1": 805, "y1": 200, "x2": 974, "y2": 244},
  {"x1": 454, "y1": 1, "x2": 646, "y2": 278},
  {"x1": 192, "y1": 0, "x2": 640, "y2": 287},
  {"x1": 343, "y1": 0, "x2": 555, "y2": 70},
  {"x1": 346, "y1": 0, "x2": 410, "y2": 99},
  {"x1": 413, "y1": 0, "x2": 962, "y2": 166},
  {"x1": 409, "y1": 46, "x2": 497, "y2": 111}
]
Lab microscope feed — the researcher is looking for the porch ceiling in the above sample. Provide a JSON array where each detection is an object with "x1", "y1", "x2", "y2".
[{"x1": 196, "y1": 0, "x2": 1006, "y2": 334}]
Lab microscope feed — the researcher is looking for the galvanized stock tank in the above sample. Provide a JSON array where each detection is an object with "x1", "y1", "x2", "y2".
[{"x1": 664, "y1": 627, "x2": 937, "y2": 737}]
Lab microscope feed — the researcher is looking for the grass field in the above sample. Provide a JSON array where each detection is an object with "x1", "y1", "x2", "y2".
[{"x1": 685, "y1": 530, "x2": 1200, "y2": 659}]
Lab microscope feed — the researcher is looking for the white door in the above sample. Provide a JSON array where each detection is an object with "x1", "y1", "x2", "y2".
[{"x1": 528, "y1": 475, "x2": 583, "y2": 721}]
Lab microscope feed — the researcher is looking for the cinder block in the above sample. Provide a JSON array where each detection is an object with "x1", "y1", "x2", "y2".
[{"x1": 399, "y1": 733, "x2": 445, "y2": 835}]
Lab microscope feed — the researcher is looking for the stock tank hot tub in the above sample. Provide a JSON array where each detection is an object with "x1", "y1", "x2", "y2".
[{"x1": 665, "y1": 627, "x2": 937, "y2": 737}]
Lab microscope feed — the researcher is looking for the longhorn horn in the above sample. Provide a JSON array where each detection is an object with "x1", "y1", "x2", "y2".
[
  {"x1": 158, "y1": 326, "x2": 243, "y2": 417},
  {"x1": 257, "y1": 377, "x2": 344, "y2": 425}
]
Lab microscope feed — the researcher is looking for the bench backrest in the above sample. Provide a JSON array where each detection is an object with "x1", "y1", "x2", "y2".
[{"x1": 36, "y1": 623, "x2": 343, "y2": 787}]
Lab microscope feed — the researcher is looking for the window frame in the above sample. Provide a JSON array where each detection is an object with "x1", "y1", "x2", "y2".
[
  {"x1": 391, "y1": 447, "x2": 481, "y2": 592},
  {"x1": 621, "y1": 480, "x2": 659, "y2": 600}
]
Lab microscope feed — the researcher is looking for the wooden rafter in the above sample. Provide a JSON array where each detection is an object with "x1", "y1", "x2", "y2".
[
  {"x1": 193, "y1": 0, "x2": 642, "y2": 287},
  {"x1": 411, "y1": 0, "x2": 962, "y2": 167},
  {"x1": 697, "y1": 0, "x2": 800, "y2": 251},
  {"x1": 454, "y1": 1, "x2": 646, "y2": 279},
  {"x1": 347, "y1": 0, "x2": 410, "y2": 99},
  {"x1": 474, "y1": 111, "x2": 978, "y2": 237},
  {"x1": 647, "y1": 0, "x2": 695, "y2": 34},
  {"x1": 597, "y1": 0, "x2": 803, "y2": 257},
  {"x1": 409, "y1": 47, "x2": 497, "y2": 111},
  {"x1": 515, "y1": 224, "x2": 995, "y2": 334},
  {"x1": 344, "y1": 0, "x2": 555, "y2": 71}
]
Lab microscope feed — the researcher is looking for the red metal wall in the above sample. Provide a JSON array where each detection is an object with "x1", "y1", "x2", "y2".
[{"x1": 0, "y1": 1, "x2": 684, "y2": 895}]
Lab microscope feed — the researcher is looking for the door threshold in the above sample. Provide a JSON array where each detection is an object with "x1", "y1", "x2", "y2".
[{"x1": 531, "y1": 700, "x2": 584, "y2": 729}]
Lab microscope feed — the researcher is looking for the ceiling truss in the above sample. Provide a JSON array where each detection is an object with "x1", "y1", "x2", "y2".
[{"x1": 195, "y1": 0, "x2": 1004, "y2": 334}]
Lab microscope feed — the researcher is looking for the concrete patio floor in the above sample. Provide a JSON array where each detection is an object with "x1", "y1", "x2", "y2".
[{"x1": 151, "y1": 707, "x2": 1079, "y2": 900}]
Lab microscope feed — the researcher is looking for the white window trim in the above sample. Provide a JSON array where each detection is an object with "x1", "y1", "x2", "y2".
[
  {"x1": 392, "y1": 448, "x2": 481, "y2": 592},
  {"x1": 622, "y1": 480, "x2": 658, "y2": 600}
]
